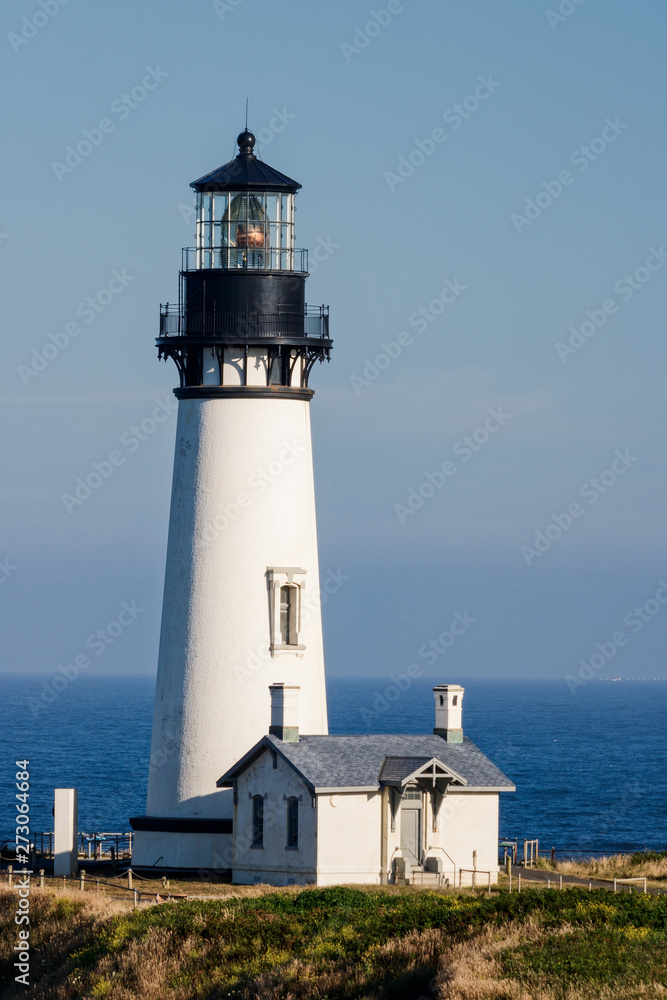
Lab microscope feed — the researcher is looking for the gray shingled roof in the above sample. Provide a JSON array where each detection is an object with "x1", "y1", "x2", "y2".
[
  {"x1": 218, "y1": 734, "x2": 514, "y2": 792},
  {"x1": 378, "y1": 757, "x2": 435, "y2": 783}
]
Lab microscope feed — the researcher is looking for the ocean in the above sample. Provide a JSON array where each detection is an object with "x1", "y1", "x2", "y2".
[{"x1": 3, "y1": 674, "x2": 665, "y2": 857}]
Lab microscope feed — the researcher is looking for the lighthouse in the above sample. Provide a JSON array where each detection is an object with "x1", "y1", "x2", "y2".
[{"x1": 131, "y1": 130, "x2": 332, "y2": 870}]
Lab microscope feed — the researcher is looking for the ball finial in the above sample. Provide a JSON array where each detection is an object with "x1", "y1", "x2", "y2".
[{"x1": 237, "y1": 129, "x2": 256, "y2": 156}]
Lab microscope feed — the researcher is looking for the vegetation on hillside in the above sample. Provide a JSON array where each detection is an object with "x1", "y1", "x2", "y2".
[{"x1": 1, "y1": 884, "x2": 666, "y2": 999}]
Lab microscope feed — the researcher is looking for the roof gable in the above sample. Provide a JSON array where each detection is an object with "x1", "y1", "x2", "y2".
[{"x1": 379, "y1": 756, "x2": 467, "y2": 788}]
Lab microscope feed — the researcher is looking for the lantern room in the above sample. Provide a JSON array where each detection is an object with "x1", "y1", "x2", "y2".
[{"x1": 188, "y1": 129, "x2": 304, "y2": 273}]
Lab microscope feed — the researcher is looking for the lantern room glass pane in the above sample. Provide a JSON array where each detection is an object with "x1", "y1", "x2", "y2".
[
  {"x1": 213, "y1": 194, "x2": 227, "y2": 221},
  {"x1": 194, "y1": 191, "x2": 296, "y2": 270},
  {"x1": 267, "y1": 194, "x2": 279, "y2": 222}
]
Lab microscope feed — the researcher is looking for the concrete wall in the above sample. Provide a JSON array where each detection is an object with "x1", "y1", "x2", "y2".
[
  {"x1": 428, "y1": 791, "x2": 500, "y2": 885},
  {"x1": 315, "y1": 792, "x2": 384, "y2": 885},
  {"x1": 233, "y1": 748, "x2": 317, "y2": 885}
]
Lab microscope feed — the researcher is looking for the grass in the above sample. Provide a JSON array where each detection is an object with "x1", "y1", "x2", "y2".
[
  {"x1": 1, "y1": 883, "x2": 666, "y2": 998},
  {"x1": 536, "y1": 849, "x2": 667, "y2": 883}
]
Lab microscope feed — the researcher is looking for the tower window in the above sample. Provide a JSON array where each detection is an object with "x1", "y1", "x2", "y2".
[
  {"x1": 286, "y1": 797, "x2": 298, "y2": 848},
  {"x1": 267, "y1": 568, "x2": 306, "y2": 655},
  {"x1": 452, "y1": 695, "x2": 458, "y2": 706},
  {"x1": 252, "y1": 795, "x2": 264, "y2": 848},
  {"x1": 280, "y1": 586, "x2": 298, "y2": 645}
]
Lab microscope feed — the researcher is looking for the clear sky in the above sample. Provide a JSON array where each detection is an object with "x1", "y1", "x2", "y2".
[{"x1": 2, "y1": 0, "x2": 667, "y2": 686}]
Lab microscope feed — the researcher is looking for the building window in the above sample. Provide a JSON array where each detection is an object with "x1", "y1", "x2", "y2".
[
  {"x1": 267, "y1": 568, "x2": 307, "y2": 655},
  {"x1": 280, "y1": 586, "x2": 298, "y2": 645},
  {"x1": 286, "y1": 797, "x2": 298, "y2": 848},
  {"x1": 252, "y1": 795, "x2": 264, "y2": 847}
]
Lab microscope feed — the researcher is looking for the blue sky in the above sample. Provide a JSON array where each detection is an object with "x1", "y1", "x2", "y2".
[{"x1": 2, "y1": 0, "x2": 667, "y2": 685}]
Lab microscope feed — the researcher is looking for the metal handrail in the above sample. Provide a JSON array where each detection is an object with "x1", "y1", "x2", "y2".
[
  {"x1": 158, "y1": 304, "x2": 329, "y2": 341},
  {"x1": 182, "y1": 246, "x2": 308, "y2": 273},
  {"x1": 424, "y1": 845, "x2": 457, "y2": 882}
]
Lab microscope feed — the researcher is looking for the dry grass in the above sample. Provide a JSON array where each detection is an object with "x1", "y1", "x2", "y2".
[{"x1": 537, "y1": 852, "x2": 667, "y2": 882}]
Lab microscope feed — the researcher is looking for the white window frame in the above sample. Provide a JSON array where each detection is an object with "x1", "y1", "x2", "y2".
[{"x1": 267, "y1": 567, "x2": 306, "y2": 655}]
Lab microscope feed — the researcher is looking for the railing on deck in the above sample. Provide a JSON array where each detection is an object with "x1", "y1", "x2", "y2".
[{"x1": 158, "y1": 303, "x2": 329, "y2": 341}]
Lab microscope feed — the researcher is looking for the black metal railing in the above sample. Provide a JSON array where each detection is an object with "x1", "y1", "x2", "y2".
[
  {"x1": 158, "y1": 303, "x2": 329, "y2": 341},
  {"x1": 181, "y1": 246, "x2": 308, "y2": 273}
]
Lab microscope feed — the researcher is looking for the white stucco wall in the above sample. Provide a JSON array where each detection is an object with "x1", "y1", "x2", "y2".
[
  {"x1": 232, "y1": 748, "x2": 317, "y2": 885},
  {"x1": 429, "y1": 791, "x2": 500, "y2": 884},
  {"x1": 134, "y1": 394, "x2": 329, "y2": 869},
  {"x1": 315, "y1": 792, "x2": 384, "y2": 885}
]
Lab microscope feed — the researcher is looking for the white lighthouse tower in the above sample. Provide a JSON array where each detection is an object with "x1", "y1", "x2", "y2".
[{"x1": 131, "y1": 130, "x2": 331, "y2": 870}]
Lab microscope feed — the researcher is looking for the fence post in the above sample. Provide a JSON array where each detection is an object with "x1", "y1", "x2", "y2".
[
  {"x1": 547, "y1": 878, "x2": 550, "y2": 889},
  {"x1": 559, "y1": 875, "x2": 563, "y2": 891},
  {"x1": 518, "y1": 872, "x2": 521, "y2": 893},
  {"x1": 133, "y1": 890, "x2": 138, "y2": 908},
  {"x1": 643, "y1": 878, "x2": 647, "y2": 894},
  {"x1": 551, "y1": 845, "x2": 555, "y2": 862},
  {"x1": 127, "y1": 869, "x2": 133, "y2": 890},
  {"x1": 7, "y1": 866, "x2": 13, "y2": 887},
  {"x1": 487, "y1": 871, "x2": 491, "y2": 896},
  {"x1": 39, "y1": 870, "x2": 44, "y2": 889},
  {"x1": 80, "y1": 870, "x2": 86, "y2": 892},
  {"x1": 508, "y1": 872, "x2": 512, "y2": 893}
]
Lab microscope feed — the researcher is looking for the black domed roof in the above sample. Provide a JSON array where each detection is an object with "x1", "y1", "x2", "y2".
[{"x1": 190, "y1": 130, "x2": 301, "y2": 193}]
